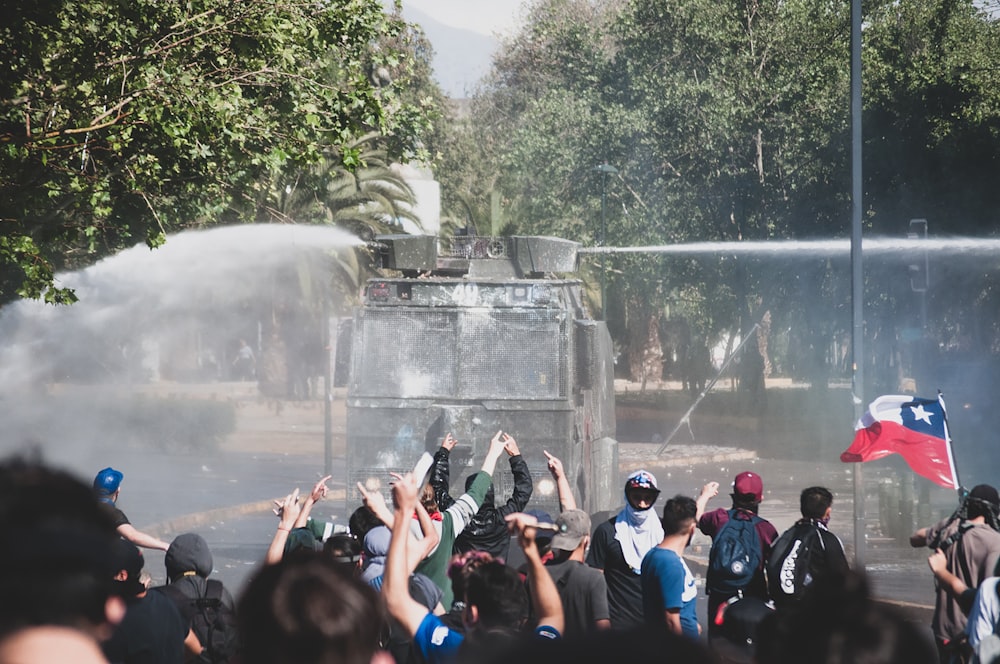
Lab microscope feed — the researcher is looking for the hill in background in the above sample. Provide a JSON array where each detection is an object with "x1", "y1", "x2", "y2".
[{"x1": 398, "y1": 4, "x2": 499, "y2": 99}]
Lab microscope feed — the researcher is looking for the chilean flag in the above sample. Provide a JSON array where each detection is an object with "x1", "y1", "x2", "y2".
[{"x1": 841, "y1": 394, "x2": 959, "y2": 489}]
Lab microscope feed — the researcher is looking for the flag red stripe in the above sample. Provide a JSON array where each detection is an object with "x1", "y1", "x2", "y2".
[{"x1": 841, "y1": 421, "x2": 957, "y2": 489}]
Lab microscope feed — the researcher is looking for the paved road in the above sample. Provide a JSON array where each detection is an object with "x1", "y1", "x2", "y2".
[
  {"x1": 6, "y1": 384, "x2": 944, "y2": 639},
  {"x1": 117, "y1": 440, "x2": 941, "y2": 622}
]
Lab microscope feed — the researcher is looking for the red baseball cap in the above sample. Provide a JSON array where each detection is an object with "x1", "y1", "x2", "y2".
[{"x1": 733, "y1": 471, "x2": 763, "y2": 501}]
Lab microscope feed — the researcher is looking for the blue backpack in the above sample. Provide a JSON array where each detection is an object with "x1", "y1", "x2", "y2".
[{"x1": 708, "y1": 509, "x2": 763, "y2": 595}]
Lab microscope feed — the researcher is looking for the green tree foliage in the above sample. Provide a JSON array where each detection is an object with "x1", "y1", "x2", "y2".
[
  {"x1": 861, "y1": 0, "x2": 1000, "y2": 379},
  {"x1": 0, "y1": 0, "x2": 438, "y2": 305},
  {"x1": 446, "y1": 0, "x2": 1000, "y2": 393},
  {"x1": 864, "y1": 0, "x2": 1000, "y2": 235}
]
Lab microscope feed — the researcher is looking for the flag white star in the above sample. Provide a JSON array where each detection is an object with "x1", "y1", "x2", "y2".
[{"x1": 910, "y1": 404, "x2": 933, "y2": 425}]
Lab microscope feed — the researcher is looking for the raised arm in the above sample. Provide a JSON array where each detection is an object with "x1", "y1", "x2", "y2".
[
  {"x1": 696, "y1": 482, "x2": 719, "y2": 521},
  {"x1": 448, "y1": 432, "x2": 508, "y2": 535},
  {"x1": 498, "y1": 434, "x2": 533, "y2": 517},
  {"x1": 506, "y1": 512, "x2": 564, "y2": 635},
  {"x1": 430, "y1": 434, "x2": 458, "y2": 512},
  {"x1": 544, "y1": 450, "x2": 576, "y2": 512},
  {"x1": 384, "y1": 472, "x2": 431, "y2": 638},
  {"x1": 407, "y1": 500, "x2": 441, "y2": 571},
  {"x1": 357, "y1": 482, "x2": 394, "y2": 528},
  {"x1": 294, "y1": 475, "x2": 331, "y2": 529},
  {"x1": 479, "y1": 431, "x2": 507, "y2": 478},
  {"x1": 266, "y1": 489, "x2": 301, "y2": 565}
]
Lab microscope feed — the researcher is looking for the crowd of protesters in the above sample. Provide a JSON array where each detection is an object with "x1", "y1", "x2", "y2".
[{"x1": 13, "y1": 427, "x2": 999, "y2": 664}]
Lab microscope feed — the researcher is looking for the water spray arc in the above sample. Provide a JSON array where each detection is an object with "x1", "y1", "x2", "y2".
[{"x1": 580, "y1": 237, "x2": 1000, "y2": 257}]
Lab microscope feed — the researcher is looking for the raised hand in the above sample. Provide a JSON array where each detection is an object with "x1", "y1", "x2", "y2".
[
  {"x1": 441, "y1": 433, "x2": 458, "y2": 451},
  {"x1": 503, "y1": 433, "x2": 520, "y2": 457},
  {"x1": 309, "y1": 475, "x2": 332, "y2": 503},
  {"x1": 390, "y1": 472, "x2": 419, "y2": 513},
  {"x1": 357, "y1": 482, "x2": 389, "y2": 518},
  {"x1": 700, "y1": 481, "x2": 720, "y2": 501},
  {"x1": 505, "y1": 511, "x2": 540, "y2": 551},
  {"x1": 274, "y1": 489, "x2": 301, "y2": 530},
  {"x1": 544, "y1": 450, "x2": 564, "y2": 479},
  {"x1": 488, "y1": 430, "x2": 507, "y2": 457}
]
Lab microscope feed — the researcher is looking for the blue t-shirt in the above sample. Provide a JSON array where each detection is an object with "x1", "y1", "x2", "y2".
[
  {"x1": 414, "y1": 613, "x2": 465, "y2": 664},
  {"x1": 414, "y1": 613, "x2": 561, "y2": 664},
  {"x1": 640, "y1": 546, "x2": 699, "y2": 639}
]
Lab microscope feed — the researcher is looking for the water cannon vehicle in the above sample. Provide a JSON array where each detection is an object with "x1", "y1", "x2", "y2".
[{"x1": 337, "y1": 234, "x2": 618, "y2": 514}]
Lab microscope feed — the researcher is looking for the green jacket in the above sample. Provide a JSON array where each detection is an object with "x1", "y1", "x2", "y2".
[{"x1": 415, "y1": 470, "x2": 492, "y2": 609}]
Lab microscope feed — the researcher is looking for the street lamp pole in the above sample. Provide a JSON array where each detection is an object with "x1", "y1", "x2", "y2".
[
  {"x1": 849, "y1": 0, "x2": 865, "y2": 570},
  {"x1": 596, "y1": 163, "x2": 618, "y2": 320}
]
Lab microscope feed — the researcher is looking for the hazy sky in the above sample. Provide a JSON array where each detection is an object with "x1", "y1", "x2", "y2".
[{"x1": 403, "y1": 0, "x2": 526, "y2": 37}]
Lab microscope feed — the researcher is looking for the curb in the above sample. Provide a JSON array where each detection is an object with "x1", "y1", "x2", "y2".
[
  {"x1": 619, "y1": 444, "x2": 758, "y2": 469},
  {"x1": 142, "y1": 489, "x2": 348, "y2": 536}
]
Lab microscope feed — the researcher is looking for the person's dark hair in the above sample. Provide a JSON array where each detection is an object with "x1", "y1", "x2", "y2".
[
  {"x1": 348, "y1": 505, "x2": 383, "y2": 541},
  {"x1": 323, "y1": 534, "x2": 362, "y2": 574},
  {"x1": 800, "y1": 487, "x2": 833, "y2": 520},
  {"x1": 755, "y1": 571, "x2": 935, "y2": 664},
  {"x1": 967, "y1": 499, "x2": 995, "y2": 522},
  {"x1": 238, "y1": 552, "x2": 387, "y2": 664},
  {"x1": 965, "y1": 485, "x2": 1000, "y2": 523},
  {"x1": 661, "y1": 495, "x2": 697, "y2": 536},
  {"x1": 732, "y1": 493, "x2": 760, "y2": 513},
  {"x1": 0, "y1": 455, "x2": 119, "y2": 638},
  {"x1": 447, "y1": 550, "x2": 495, "y2": 604},
  {"x1": 464, "y1": 560, "x2": 528, "y2": 631}
]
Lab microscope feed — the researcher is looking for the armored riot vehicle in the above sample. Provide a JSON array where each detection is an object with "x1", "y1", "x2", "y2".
[{"x1": 339, "y1": 234, "x2": 618, "y2": 514}]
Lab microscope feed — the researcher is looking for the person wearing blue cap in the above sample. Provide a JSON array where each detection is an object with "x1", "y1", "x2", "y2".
[{"x1": 94, "y1": 467, "x2": 170, "y2": 552}]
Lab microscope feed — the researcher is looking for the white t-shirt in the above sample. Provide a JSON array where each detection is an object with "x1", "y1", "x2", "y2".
[{"x1": 967, "y1": 577, "x2": 1000, "y2": 648}]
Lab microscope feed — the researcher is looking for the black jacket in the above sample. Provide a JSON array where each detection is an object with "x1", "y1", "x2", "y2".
[{"x1": 431, "y1": 448, "x2": 533, "y2": 558}]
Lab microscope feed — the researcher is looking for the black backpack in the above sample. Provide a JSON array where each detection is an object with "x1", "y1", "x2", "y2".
[
  {"x1": 766, "y1": 521, "x2": 824, "y2": 605},
  {"x1": 160, "y1": 579, "x2": 239, "y2": 664},
  {"x1": 708, "y1": 509, "x2": 764, "y2": 595}
]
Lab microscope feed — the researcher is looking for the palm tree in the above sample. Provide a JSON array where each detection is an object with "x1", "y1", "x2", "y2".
[{"x1": 254, "y1": 133, "x2": 428, "y2": 398}]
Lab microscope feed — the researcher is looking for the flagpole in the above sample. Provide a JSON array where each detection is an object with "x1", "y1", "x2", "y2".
[
  {"x1": 938, "y1": 391, "x2": 962, "y2": 494},
  {"x1": 849, "y1": 0, "x2": 866, "y2": 571}
]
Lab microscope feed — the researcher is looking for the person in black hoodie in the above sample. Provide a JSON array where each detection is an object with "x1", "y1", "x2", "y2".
[
  {"x1": 431, "y1": 431, "x2": 533, "y2": 559},
  {"x1": 154, "y1": 533, "x2": 239, "y2": 664}
]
